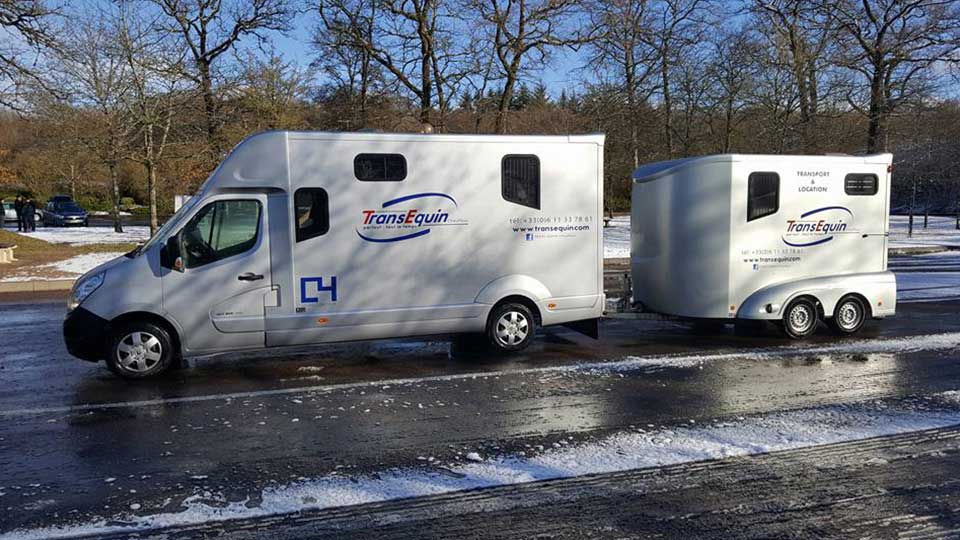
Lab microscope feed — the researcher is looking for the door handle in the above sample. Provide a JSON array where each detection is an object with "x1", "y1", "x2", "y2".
[{"x1": 238, "y1": 272, "x2": 264, "y2": 281}]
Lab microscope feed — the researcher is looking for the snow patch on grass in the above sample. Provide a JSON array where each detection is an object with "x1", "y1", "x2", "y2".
[
  {"x1": 0, "y1": 252, "x2": 125, "y2": 282},
  {"x1": 19, "y1": 226, "x2": 149, "y2": 246},
  {"x1": 6, "y1": 395, "x2": 960, "y2": 540}
]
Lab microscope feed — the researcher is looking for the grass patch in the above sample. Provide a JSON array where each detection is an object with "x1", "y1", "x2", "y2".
[{"x1": 0, "y1": 230, "x2": 136, "y2": 280}]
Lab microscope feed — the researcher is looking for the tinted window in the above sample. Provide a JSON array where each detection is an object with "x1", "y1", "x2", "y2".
[
  {"x1": 181, "y1": 200, "x2": 261, "y2": 268},
  {"x1": 502, "y1": 155, "x2": 540, "y2": 209},
  {"x1": 747, "y1": 172, "x2": 779, "y2": 221},
  {"x1": 354, "y1": 154, "x2": 407, "y2": 182},
  {"x1": 845, "y1": 173, "x2": 878, "y2": 196},
  {"x1": 294, "y1": 188, "x2": 330, "y2": 242}
]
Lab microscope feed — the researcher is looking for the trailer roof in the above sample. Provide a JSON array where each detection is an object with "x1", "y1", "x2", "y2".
[
  {"x1": 276, "y1": 130, "x2": 605, "y2": 146},
  {"x1": 632, "y1": 153, "x2": 893, "y2": 182}
]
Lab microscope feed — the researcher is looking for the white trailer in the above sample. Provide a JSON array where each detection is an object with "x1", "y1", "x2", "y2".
[
  {"x1": 630, "y1": 153, "x2": 896, "y2": 338},
  {"x1": 63, "y1": 131, "x2": 606, "y2": 378}
]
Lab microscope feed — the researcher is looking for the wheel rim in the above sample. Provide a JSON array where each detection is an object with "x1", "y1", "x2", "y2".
[
  {"x1": 788, "y1": 303, "x2": 815, "y2": 334},
  {"x1": 836, "y1": 300, "x2": 862, "y2": 330},
  {"x1": 116, "y1": 331, "x2": 163, "y2": 373},
  {"x1": 495, "y1": 311, "x2": 529, "y2": 346}
]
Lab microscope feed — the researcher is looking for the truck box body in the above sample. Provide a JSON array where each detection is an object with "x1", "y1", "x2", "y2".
[
  {"x1": 631, "y1": 154, "x2": 896, "y2": 322},
  {"x1": 66, "y1": 131, "x2": 606, "y2": 363}
]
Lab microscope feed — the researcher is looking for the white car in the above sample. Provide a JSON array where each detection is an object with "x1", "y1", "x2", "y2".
[{"x1": 2, "y1": 201, "x2": 43, "y2": 226}]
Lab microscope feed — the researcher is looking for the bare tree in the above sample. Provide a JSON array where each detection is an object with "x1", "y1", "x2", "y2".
[
  {"x1": 0, "y1": 0, "x2": 58, "y2": 110},
  {"x1": 644, "y1": 0, "x2": 709, "y2": 157},
  {"x1": 585, "y1": 0, "x2": 658, "y2": 167},
  {"x1": 54, "y1": 14, "x2": 132, "y2": 233},
  {"x1": 315, "y1": 0, "x2": 472, "y2": 130},
  {"x1": 312, "y1": 0, "x2": 381, "y2": 128},
  {"x1": 752, "y1": 0, "x2": 837, "y2": 152},
  {"x1": 117, "y1": 4, "x2": 190, "y2": 235},
  {"x1": 238, "y1": 49, "x2": 315, "y2": 131},
  {"x1": 704, "y1": 27, "x2": 757, "y2": 153},
  {"x1": 150, "y1": 0, "x2": 293, "y2": 154},
  {"x1": 473, "y1": 0, "x2": 595, "y2": 134},
  {"x1": 831, "y1": 0, "x2": 960, "y2": 153}
]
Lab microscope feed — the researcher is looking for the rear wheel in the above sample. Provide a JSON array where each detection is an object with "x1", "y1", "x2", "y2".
[
  {"x1": 487, "y1": 302, "x2": 536, "y2": 353},
  {"x1": 106, "y1": 321, "x2": 176, "y2": 379},
  {"x1": 781, "y1": 297, "x2": 819, "y2": 339},
  {"x1": 828, "y1": 295, "x2": 866, "y2": 335}
]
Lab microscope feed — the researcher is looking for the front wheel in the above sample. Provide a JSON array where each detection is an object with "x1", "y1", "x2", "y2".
[
  {"x1": 487, "y1": 302, "x2": 536, "y2": 353},
  {"x1": 106, "y1": 322, "x2": 176, "y2": 379},
  {"x1": 781, "y1": 297, "x2": 819, "y2": 339},
  {"x1": 828, "y1": 296, "x2": 867, "y2": 335}
]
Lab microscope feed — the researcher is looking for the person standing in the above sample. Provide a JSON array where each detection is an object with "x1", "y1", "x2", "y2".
[
  {"x1": 23, "y1": 198, "x2": 36, "y2": 232},
  {"x1": 14, "y1": 195, "x2": 24, "y2": 232}
]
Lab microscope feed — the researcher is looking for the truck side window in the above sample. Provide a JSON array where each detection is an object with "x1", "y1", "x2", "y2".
[
  {"x1": 502, "y1": 155, "x2": 540, "y2": 209},
  {"x1": 747, "y1": 172, "x2": 779, "y2": 221},
  {"x1": 354, "y1": 154, "x2": 406, "y2": 181},
  {"x1": 294, "y1": 188, "x2": 330, "y2": 242},
  {"x1": 845, "y1": 173, "x2": 878, "y2": 195},
  {"x1": 181, "y1": 200, "x2": 261, "y2": 268}
]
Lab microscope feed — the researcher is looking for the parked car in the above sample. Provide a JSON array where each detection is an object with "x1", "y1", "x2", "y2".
[
  {"x1": 2, "y1": 200, "x2": 43, "y2": 226},
  {"x1": 43, "y1": 200, "x2": 89, "y2": 227}
]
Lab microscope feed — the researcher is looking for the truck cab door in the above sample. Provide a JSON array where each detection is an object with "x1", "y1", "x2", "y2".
[{"x1": 161, "y1": 195, "x2": 272, "y2": 354}]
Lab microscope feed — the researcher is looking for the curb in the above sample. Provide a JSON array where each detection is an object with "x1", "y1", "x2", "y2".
[{"x1": 0, "y1": 279, "x2": 74, "y2": 293}]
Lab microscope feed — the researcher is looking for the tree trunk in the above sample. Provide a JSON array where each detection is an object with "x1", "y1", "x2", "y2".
[
  {"x1": 660, "y1": 57, "x2": 674, "y2": 158},
  {"x1": 865, "y1": 64, "x2": 886, "y2": 153},
  {"x1": 198, "y1": 60, "x2": 220, "y2": 156},
  {"x1": 146, "y1": 160, "x2": 158, "y2": 236},
  {"x1": 495, "y1": 70, "x2": 518, "y2": 135},
  {"x1": 110, "y1": 161, "x2": 123, "y2": 234}
]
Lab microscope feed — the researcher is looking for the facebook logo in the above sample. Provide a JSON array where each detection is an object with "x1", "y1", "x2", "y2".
[{"x1": 525, "y1": 233, "x2": 534, "y2": 241}]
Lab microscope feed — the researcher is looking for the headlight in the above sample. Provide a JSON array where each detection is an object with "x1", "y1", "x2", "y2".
[{"x1": 68, "y1": 272, "x2": 104, "y2": 311}]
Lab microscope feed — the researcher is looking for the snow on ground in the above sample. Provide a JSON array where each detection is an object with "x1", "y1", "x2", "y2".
[
  {"x1": 603, "y1": 215, "x2": 630, "y2": 259},
  {"x1": 18, "y1": 226, "x2": 150, "y2": 246},
  {"x1": 6, "y1": 394, "x2": 960, "y2": 540},
  {"x1": 0, "y1": 252, "x2": 125, "y2": 282},
  {"x1": 890, "y1": 215, "x2": 960, "y2": 248}
]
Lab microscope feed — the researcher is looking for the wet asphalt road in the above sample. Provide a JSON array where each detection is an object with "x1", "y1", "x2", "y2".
[{"x1": 0, "y1": 265, "x2": 959, "y2": 537}]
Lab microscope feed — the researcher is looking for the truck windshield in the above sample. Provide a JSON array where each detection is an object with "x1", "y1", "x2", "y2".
[{"x1": 135, "y1": 196, "x2": 201, "y2": 256}]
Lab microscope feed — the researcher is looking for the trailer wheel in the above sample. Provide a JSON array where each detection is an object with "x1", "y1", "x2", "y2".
[
  {"x1": 781, "y1": 297, "x2": 819, "y2": 339},
  {"x1": 828, "y1": 295, "x2": 866, "y2": 335},
  {"x1": 106, "y1": 321, "x2": 176, "y2": 379},
  {"x1": 487, "y1": 302, "x2": 536, "y2": 353}
]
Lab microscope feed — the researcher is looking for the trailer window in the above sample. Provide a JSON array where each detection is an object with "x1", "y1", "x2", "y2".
[
  {"x1": 747, "y1": 172, "x2": 779, "y2": 221},
  {"x1": 845, "y1": 173, "x2": 878, "y2": 195},
  {"x1": 354, "y1": 154, "x2": 407, "y2": 182},
  {"x1": 502, "y1": 155, "x2": 540, "y2": 209},
  {"x1": 294, "y1": 188, "x2": 330, "y2": 242},
  {"x1": 181, "y1": 200, "x2": 261, "y2": 268}
]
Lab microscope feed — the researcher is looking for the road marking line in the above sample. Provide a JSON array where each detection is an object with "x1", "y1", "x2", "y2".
[{"x1": 3, "y1": 332, "x2": 960, "y2": 418}]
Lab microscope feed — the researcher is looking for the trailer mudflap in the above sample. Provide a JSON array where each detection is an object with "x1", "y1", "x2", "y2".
[{"x1": 562, "y1": 317, "x2": 600, "y2": 339}]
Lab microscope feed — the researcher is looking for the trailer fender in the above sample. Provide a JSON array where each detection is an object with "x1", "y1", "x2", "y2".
[
  {"x1": 737, "y1": 272, "x2": 897, "y2": 320},
  {"x1": 475, "y1": 275, "x2": 552, "y2": 307}
]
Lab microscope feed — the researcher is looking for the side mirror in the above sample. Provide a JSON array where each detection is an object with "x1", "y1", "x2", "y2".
[{"x1": 161, "y1": 234, "x2": 184, "y2": 272}]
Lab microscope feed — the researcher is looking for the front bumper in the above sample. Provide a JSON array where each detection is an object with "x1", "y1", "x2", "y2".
[{"x1": 63, "y1": 307, "x2": 109, "y2": 362}]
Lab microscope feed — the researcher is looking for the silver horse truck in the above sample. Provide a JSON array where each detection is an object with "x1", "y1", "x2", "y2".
[{"x1": 63, "y1": 131, "x2": 606, "y2": 378}]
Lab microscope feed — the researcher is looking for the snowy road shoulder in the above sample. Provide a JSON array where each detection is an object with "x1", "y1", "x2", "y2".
[{"x1": 5, "y1": 392, "x2": 960, "y2": 540}]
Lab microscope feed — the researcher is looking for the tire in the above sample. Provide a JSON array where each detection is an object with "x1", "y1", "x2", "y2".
[
  {"x1": 781, "y1": 297, "x2": 819, "y2": 339},
  {"x1": 106, "y1": 321, "x2": 176, "y2": 379},
  {"x1": 486, "y1": 302, "x2": 536, "y2": 353},
  {"x1": 828, "y1": 295, "x2": 867, "y2": 335}
]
